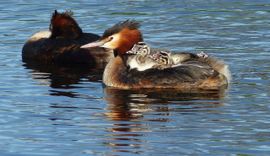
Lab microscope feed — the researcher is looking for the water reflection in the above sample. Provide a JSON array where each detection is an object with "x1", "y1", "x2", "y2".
[
  {"x1": 103, "y1": 87, "x2": 225, "y2": 155},
  {"x1": 23, "y1": 61, "x2": 102, "y2": 89},
  {"x1": 104, "y1": 87, "x2": 226, "y2": 104},
  {"x1": 104, "y1": 88, "x2": 225, "y2": 121}
]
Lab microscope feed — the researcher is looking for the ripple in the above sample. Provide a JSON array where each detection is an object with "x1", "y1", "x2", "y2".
[{"x1": 1, "y1": 0, "x2": 270, "y2": 156}]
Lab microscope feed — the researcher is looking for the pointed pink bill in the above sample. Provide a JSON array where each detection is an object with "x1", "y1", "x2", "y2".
[{"x1": 81, "y1": 40, "x2": 105, "y2": 49}]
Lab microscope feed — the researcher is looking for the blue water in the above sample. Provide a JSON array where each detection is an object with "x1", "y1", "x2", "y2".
[{"x1": 1, "y1": 0, "x2": 270, "y2": 155}]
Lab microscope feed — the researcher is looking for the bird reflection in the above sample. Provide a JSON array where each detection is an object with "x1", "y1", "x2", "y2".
[
  {"x1": 103, "y1": 87, "x2": 226, "y2": 155},
  {"x1": 23, "y1": 61, "x2": 103, "y2": 98},
  {"x1": 103, "y1": 87, "x2": 226, "y2": 122}
]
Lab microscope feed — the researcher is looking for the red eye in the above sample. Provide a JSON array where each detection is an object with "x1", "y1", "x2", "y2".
[{"x1": 109, "y1": 36, "x2": 114, "y2": 41}]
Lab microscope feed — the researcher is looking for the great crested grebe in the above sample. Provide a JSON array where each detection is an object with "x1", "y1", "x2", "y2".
[
  {"x1": 22, "y1": 10, "x2": 113, "y2": 68},
  {"x1": 81, "y1": 20, "x2": 231, "y2": 90}
]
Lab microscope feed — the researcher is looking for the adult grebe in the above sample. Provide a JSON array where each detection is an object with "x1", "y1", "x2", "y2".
[
  {"x1": 81, "y1": 20, "x2": 230, "y2": 90},
  {"x1": 22, "y1": 10, "x2": 113, "y2": 68}
]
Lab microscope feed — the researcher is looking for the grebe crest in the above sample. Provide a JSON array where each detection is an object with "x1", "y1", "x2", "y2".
[{"x1": 49, "y1": 10, "x2": 82, "y2": 39}]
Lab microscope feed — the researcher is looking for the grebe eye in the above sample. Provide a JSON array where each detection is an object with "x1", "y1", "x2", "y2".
[{"x1": 109, "y1": 36, "x2": 114, "y2": 41}]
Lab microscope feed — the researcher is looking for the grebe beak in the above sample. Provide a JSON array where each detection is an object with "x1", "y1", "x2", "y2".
[{"x1": 81, "y1": 40, "x2": 106, "y2": 49}]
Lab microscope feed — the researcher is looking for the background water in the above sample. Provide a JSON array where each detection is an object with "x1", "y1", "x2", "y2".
[{"x1": 1, "y1": 0, "x2": 270, "y2": 155}]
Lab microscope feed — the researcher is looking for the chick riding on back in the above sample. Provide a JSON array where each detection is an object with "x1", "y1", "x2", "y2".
[{"x1": 126, "y1": 42, "x2": 203, "y2": 71}]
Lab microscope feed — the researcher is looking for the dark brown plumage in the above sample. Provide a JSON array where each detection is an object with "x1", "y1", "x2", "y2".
[
  {"x1": 22, "y1": 10, "x2": 113, "y2": 68},
  {"x1": 49, "y1": 10, "x2": 82, "y2": 39},
  {"x1": 102, "y1": 20, "x2": 141, "y2": 38}
]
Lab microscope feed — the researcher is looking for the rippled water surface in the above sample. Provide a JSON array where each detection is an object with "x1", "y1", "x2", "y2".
[{"x1": 1, "y1": 0, "x2": 270, "y2": 155}]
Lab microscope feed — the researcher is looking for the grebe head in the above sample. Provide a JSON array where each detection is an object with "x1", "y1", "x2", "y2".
[
  {"x1": 49, "y1": 10, "x2": 83, "y2": 39},
  {"x1": 81, "y1": 20, "x2": 143, "y2": 56}
]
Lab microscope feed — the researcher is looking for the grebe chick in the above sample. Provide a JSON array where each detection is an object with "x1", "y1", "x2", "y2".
[{"x1": 126, "y1": 42, "x2": 160, "y2": 71}]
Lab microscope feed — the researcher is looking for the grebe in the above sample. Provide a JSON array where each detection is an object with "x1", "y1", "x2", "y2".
[
  {"x1": 81, "y1": 20, "x2": 231, "y2": 90},
  {"x1": 22, "y1": 10, "x2": 113, "y2": 68}
]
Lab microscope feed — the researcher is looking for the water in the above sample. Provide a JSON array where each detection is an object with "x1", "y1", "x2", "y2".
[{"x1": 1, "y1": 0, "x2": 270, "y2": 155}]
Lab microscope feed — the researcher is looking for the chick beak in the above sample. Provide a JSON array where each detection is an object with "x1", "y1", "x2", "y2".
[{"x1": 81, "y1": 40, "x2": 106, "y2": 49}]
